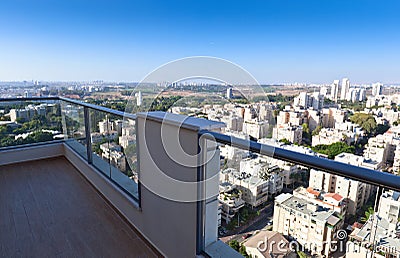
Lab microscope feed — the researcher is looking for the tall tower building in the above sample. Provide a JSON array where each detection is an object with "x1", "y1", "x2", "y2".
[
  {"x1": 226, "y1": 87, "x2": 233, "y2": 99},
  {"x1": 135, "y1": 91, "x2": 143, "y2": 106},
  {"x1": 331, "y1": 80, "x2": 340, "y2": 102},
  {"x1": 340, "y1": 78, "x2": 350, "y2": 100},
  {"x1": 372, "y1": 82, "x2": 383, "y2": 96}
]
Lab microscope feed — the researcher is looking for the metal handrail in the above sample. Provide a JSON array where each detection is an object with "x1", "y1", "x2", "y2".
[
  {"x1": 0, "y1": 96, "x2": 137, "y2": 120},
  {"x1": 199, "y1": 130, "x2": 400, "y2": 192},
  {"x1": 0, "y1": 96, "x2": 140, "y2": 202},
  {"x1": 2, "y1": 97, "x2": 400, "y2": 191}
]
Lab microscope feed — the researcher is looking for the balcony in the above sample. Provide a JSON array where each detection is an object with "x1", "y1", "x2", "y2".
[
  {"x1": 1, "y1": 97, "x2": 400, "y2": 258},
  {"x1": 0, "y1": 157, "x2": 158, "y2": 257}
]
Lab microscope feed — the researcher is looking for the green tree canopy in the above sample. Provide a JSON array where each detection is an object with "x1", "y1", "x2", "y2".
[
  {"x1": 349, "y1": 113, "x2": 377, "y2": 135},
  {"x1": 311, "y1": 142, "x2": 355, "y2": 159}
]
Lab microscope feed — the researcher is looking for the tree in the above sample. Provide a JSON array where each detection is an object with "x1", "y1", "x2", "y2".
[
  {"x1": 302, "y1": 123, "x2": 311, "y2": 144},
  {"x1": 228, "y1": 240, "x2": 240, "y2": 251},
  {"x1": 279, "y1": 138, "x2": 291, "y2": 145},
  {"x1": 361, "y1": 207, "x2": 374, "y2": 223},
  {"x1": 311, "y1": 142, "x2": 355, "y2": 159},
  {"x1": 312, "y1": 125, "x2": 322, "y2": 136},
  {"x1": 228, "y1": 240, "x2": 250, "y2": 257},
  {"x1": 349, "y1": 113, "x2": 377, "y2": 136}
]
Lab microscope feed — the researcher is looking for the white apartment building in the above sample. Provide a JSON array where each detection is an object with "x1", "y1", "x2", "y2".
[
  {"x1": 366, "y1": 95, "x2": 393, "y2": 108},
  {"x1": 293, "y1": 187, "x2": 347, "y2": 217},
  {"x1": 309, "y1": 153, "x2": 376, "y2": 215},
  {"x1": 307, "y1": 109, "x2": 321, "y2": 131},
  {"x1": 259, "y1": 138, "x2": 317, "y2": 187},
  {"x1": 293, "y1": 92, "x2": 324, "y2": 110},
  {"x1": 378, "y1": 190, "x2": 400, "y2": 223},
  {"x1": 372, "y1": 108, "x2": 400, "y2": 125},
  {"x1": 372, "y1": 82, "x2": 383, "y2": 96},
  {"x1": 340, "y1": 78, "x2": 350, "y2": 100},
  {"x1": 240, "y1": 157, "x2": 283, "y2": 196},
  {"x1": 9, "y1": 103, "x2": 53, "y2": 122},
  {"x1": 273, "y1": 193, "x2": 343, "y2": 257},
  {"x1": 243, "y1": 120, "x2": 269, "y2": 139},
  {"x1": 218, "y1": 182, "x2": 245, "y2": 224},
  {"x1": 393, "y1": 147, "x2": 400, "y2": 174},
  {"x1": 220, "y1": 168, "x2": 269, "y2": 208},
  {"x1": 100, "y1": 142, "x2": 127, "y2": 171},
  {"x1": 363, "y1": 134, "x2": 396, "y2": 167},
  {"x1": 277, "y1": 110, "x2": 308, "y2": 128},
  {"x1": 312, "y1": 128, "x2": 357, "y2": 146},
  {"x1": 349, "y1": 191, "x2": 400, "y2": 258},
  {"x1": 226, "y1": 116, "x2": 244, "y2": 132},
  {"x1": 98, "y1": 119, "x2": 114, "y2": 134},
  {"x1": 321, "y1": 108, "x2": 347, "y2": 128},
  {"x1": 272, "y1": 125, "x2": 303, "y2": 144},
  {"x1": 220, "y1": 158, "x2": 283, "y2": 208},
  {"x1": 330, "y1": 80, "x2": 340, "y2": 102}
]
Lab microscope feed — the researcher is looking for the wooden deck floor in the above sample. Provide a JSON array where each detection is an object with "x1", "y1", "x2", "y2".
[{"x1": 0, "y1": 157, "x2": 160, "y2": 257}]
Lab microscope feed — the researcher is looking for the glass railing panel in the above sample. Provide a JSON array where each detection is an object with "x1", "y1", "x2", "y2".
[
  {"x1": 90, "y1": 109, "x2": 112, "y2": 176},
  {"x1": 88, "y1": 109, "x2": 138, "y2": 199},
  {"x1": 60, "y1": 101, "x2": 87, "y2": 159},
  {"x1": 107, "y1": 114, "x2": 138, "y2": 198},
  {"x1": 0, "y1": 99, "x2": 62, "y2": 148}
]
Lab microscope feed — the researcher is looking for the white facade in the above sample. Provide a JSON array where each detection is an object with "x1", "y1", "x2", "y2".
[
  {"x1": 272, "y1": 125, "x2": 303, "y2": 144},
  {"x1": 330, "y1": 80, "x2": 340, "y2": 102},
  {"x1": 340, "y1": 78, "x2": 350, "y2": 100},
  {"x1": 309, "y1": 153, "x2": 375, "y2": 215},
  {"x1": 372, "y1": 82, "x2": 383, "y2": 97},
  {"x1": 273, "y1": 193, "x2": 343, "y2": 257}
]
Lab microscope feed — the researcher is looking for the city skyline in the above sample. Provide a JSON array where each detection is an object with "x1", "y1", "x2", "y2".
[{"x1": 1, "y1": 0, "x2": 400, "y2": 83}]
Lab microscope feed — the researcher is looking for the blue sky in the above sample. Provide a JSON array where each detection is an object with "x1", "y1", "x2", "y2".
[{"x1": 0, "y1": 0, "x2": 399, "y2": 83}]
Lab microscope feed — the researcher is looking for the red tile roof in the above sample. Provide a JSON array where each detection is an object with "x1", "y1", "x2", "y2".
[
  {"x1": 306, "y1": 187, "x2": 320, "y2": 196},
  {"x1": 325, "y1": 193, "x2": 343, "y2": 201}
]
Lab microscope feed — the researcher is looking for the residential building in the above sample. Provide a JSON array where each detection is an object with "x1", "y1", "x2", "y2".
[
  {"x1": 330, "y1": 80, "x2": 340, "y2": 102},
  {"x1": 349, "y1": 191, "x2": 400, "y2": 258},
  {"x1": 243, "y1": 231, "x2": 296, "y2": 258},
  {"x1": 293, "y1": 187, "x2": 347, "y2": 216},
  {"x1": 272, "y1": 125, "x2": 303, "y2": 144},
  {"x1": 243, "y1": 120, "x2": 269, "y2": 139},
  {"x1": 312, "y1": 127, "x2": 358, "y2": 146},
  {"x1": 309, "y1": 153, "x2": 376, "y2": 215},
  {"x1": 293, "y1": 92, "x2": 324, "y2": 110},
  {"x1": 340, "y1": 78, "x2": 350, "y2": 100},
  {"x1": 100, "y1": 142, "x2": 127, "y2": 171},
  {"x1": 218, "y1": 182, "x2": 245, "y2": 224},
  {"x1": 372, "y1": 82, "x2": 383, "y2": 97},
  {"x1": 273, "y1": 193, "x2": 343, "y2": 257}
]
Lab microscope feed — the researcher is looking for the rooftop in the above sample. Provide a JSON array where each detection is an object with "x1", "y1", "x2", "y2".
[{"x1": 278, "y1": 193, "x2": 341, "y2": 224}]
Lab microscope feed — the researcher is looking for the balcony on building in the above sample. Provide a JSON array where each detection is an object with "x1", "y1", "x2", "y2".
[{"x1": 1, "y1": 97, "x2": 400, "y2": 258}]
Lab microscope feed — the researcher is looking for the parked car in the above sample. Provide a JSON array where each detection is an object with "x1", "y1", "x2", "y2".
[{"x1": 242, "y1": 233, "x2": 252, "y2": 240}]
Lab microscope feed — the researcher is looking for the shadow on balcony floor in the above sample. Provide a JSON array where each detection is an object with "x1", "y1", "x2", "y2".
[{"x1": 0, "y1": 157, "x2": 159, "y2": 257}]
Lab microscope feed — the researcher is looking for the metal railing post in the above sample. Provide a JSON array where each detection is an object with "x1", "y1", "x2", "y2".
[{"x1": 84, "y1": 107, "x2": 93, "y2": 164}]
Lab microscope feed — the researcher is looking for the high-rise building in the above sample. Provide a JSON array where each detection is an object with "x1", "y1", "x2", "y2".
[
  {"x1": 226, "y1": 87, "x2": 233, "y2": 99},
  {"x1": 340, "y1": 78, "x2": 350, "y2": 100},
  {"x1": 372, "y1": 82, "x2": 383, "y2": 96},
  {"x1": 359, "y1": 88, "x2": 366, "y2": 101},
  {"x1": 320, "y1": 86, "x2": 329, "y2": 97},
  {"x1": 330, "y1": 80, "x2": 340, "y2": 102},
  {"x1": 135, "y1": 91, "x2": 143, "y2": 106}
]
